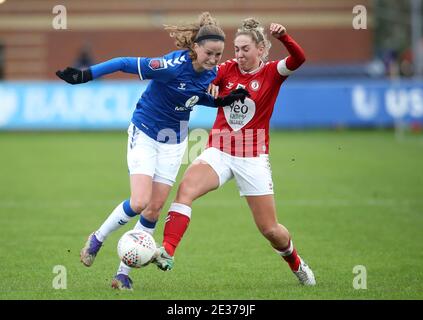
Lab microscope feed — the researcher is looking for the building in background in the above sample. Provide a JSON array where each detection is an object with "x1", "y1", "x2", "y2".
[{"x1": 0, "y1": 0, "x2": 373, "y2": 80}]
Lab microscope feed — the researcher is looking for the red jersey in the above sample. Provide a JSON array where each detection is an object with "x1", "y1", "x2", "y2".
[{"x1": 207, "y1": 34, "x2": 305, "y2": 157}]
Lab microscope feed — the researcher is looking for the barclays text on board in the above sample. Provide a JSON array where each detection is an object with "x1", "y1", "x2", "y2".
[{"x1": 1, "y1": 80, "x2": 422, "y2": 130}]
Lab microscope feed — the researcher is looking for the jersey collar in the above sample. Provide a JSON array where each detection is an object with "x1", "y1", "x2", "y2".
[{"x1": 238, "y1": 60, "x2": 264, "y2": 75}]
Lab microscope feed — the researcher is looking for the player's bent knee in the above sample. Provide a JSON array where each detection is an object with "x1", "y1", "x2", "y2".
[
  {"x1": 261, "y1": 225, "x2": 285, "y2": 242},
  {"x1": 130, "y1": 197, "x2": 148, "y2": 214},
  {"x1": 176, "y1": 180, "x2": 198, "y2": 202},
  {"x1": 143, "y1": 202, "x2": 164, "y2": 220},
  {"x1": 148, "y1": 201, "x2": 164, "y2": 213}
]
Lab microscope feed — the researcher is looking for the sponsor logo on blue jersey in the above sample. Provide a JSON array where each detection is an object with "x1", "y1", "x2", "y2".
[
  {"x1": 148, "y1": 59, "x2": 165, "y2": 70},
  {"x1": 174, "y1": 95, "x2": 199, "y2": 112},
  {"x1": 163, "y1": 55, "x2": 186, "y2": 68}
]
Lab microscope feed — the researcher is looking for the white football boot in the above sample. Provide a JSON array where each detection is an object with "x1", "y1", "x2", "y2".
[
  {"x1": 293, "y1": 258, "x2": 316, "y2": 286},
  {"x1": 152, "y1": 246, "x2": 174, "y2": 271}
]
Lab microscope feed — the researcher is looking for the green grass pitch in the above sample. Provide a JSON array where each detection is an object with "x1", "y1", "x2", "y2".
[{"x1": 0, "y1": 130, "x2": 422, "y2": 299}]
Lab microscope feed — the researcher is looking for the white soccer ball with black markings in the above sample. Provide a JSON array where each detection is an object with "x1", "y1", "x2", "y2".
[{"x1": 117, "y1": 230, "x2": 157, "y2": 268}]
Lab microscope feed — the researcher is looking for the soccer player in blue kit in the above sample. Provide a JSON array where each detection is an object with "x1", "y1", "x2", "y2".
[{"x1": 56, "y1": 12, "x2": 249, "y2": 290}]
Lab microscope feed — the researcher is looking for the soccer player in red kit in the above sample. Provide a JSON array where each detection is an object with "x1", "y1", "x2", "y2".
[{"x1": 153, "y1": 19, "x2": 316, "y2": 286}]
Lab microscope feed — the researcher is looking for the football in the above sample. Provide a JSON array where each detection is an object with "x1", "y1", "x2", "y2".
[{"x1": 117, "y1": 230, "x2": 157, "y2": 268}]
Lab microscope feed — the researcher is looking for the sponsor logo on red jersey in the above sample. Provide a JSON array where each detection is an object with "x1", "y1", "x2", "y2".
[{"x1": 249, "y1": 80, "x2": 260, "y2": 91}]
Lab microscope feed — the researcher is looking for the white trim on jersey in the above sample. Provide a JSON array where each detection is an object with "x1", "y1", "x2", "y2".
[
  {"x1": 137, "y1": 57, "x2": 143, "y2": 80},
  {"x1": 277, "y1": 57, "x2": 293, "y2": 76},
  {"x1": 239, "y1": 60, "x2": 265, "y2": 75}
]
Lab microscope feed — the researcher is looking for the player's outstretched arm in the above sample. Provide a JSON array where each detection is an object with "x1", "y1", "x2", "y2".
[
  {"x1": 56, "y1": 57, "x2": 139, "y2": 84},
  {"x1": 270, "y1": 23, "x2": 306, "y2": 72}
]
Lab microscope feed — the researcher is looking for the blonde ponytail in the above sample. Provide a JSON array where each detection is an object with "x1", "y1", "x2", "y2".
[
  {"x1": 236, "y1": 18, "x2": 271, "y2": 61},
  {"x1": 164, "y1": 12, "x2": 225, "y2": 60}
]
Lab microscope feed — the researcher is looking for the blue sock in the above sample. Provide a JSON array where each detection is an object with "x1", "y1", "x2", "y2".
[
  {"x1": 123, "y1": 199, "x2": 138, "y2": 217},
  {"x1": 140, "y1": 215, "x2": 157, "y2": 229},
  {"x1": 135, "y1": 215, "x2": 157, "y2": 235}
]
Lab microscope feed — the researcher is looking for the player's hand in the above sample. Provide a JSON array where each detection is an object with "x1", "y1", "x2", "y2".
[
  {"x1": 55, "y1": 67, "x2": 93, "y2": 84},
  {"x1": 214, "y1": 88, "x2": 251, "y2": 107},
  {"x1": 270, "y1": 23, "x2": 286, "y2": 38},
  {"x1": 208, "y1": 83, "x2": 219, "y2": 99},
  {"x1": 230, "y1": 88, "x2": 250, "y2": 103}
]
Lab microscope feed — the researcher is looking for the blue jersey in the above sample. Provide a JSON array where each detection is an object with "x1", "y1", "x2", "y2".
[{"x1": 90, "y1": 50, "x2": 216, "y2": 143}]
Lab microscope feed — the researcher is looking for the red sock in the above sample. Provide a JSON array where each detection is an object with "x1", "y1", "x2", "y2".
[
  {"x1": 283, "y1": 248, "x2": 301, "y2": 272},
  {"x1": 277, "y1": 239, "x2": 301, "y2": 272},
  {"x1": 163, "y1": 206, "x2": 191, "y2": 256}
]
